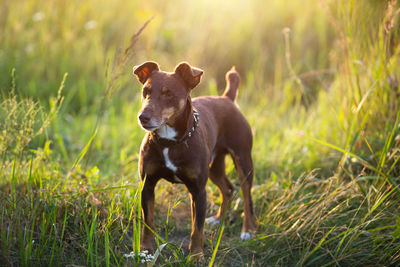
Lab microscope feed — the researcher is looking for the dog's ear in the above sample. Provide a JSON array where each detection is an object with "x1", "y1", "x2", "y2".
[
  {"x1": 174, "y1": 62, "x2": 203, "y2": 90},
  {"x1": 133, "y1": 61, "x2": 159, "y2": 84}
]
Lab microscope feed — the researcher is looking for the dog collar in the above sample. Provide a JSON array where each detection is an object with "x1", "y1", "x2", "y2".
[{"x1": 152, "y1": 109, "x2": 199, "y2": 147}]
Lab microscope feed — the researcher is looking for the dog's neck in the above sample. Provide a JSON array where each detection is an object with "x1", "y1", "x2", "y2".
[{"x1": 156, "y1": 98, "x2": 195, "y2": 143}]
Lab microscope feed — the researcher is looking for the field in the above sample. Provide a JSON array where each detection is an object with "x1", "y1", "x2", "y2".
[{"x1": 1, "y1": 0, "x2": 400, "y2": 266}]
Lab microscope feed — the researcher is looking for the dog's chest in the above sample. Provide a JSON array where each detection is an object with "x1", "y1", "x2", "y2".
[
  {"x1": 162, "y1": 148, "x2": 183, "y2": 183},
  {"x1": 162, "y1": 148, "x2": 177, "y2": 172}
]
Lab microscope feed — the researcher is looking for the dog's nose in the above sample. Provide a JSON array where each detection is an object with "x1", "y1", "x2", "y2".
[{"x1": 138, "y1": 112, "x2": 151, "y2": 124}]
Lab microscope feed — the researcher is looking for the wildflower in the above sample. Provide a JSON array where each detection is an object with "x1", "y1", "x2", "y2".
[
  {"x1": 25, "y1": 44, "x2": 35, "y2": 53},
  {"x1": 32, "y1": 12, "x2": 45, "y2": 22},
  {"x1": 85, "y1": 20, "x2": 97, "y2": 30},
  {"x1": 123, "y1": 251, "x2": 134, "y2": 259},
  {"x1": 124, "y1": 250, "x2": 154, "y2": 263}
]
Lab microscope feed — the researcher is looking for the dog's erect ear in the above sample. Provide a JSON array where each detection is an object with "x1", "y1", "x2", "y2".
[
  {"x1": 133, "y1": 61, "x2": 159, "y2": 84},
  {"x1": 174, "y1": 62, "x2": 203, "y2": 90}
]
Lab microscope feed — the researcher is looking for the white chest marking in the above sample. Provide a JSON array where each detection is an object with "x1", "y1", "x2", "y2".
[
  {"x1": 157, "y1": 125, "x2": 177, "y2": 140},
  {"x1": 163, "y1": 148, "x2": 178, "y2": 172}
]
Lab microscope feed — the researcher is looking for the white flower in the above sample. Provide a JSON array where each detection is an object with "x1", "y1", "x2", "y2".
[
  {"x1": 124, "y1": 250, "x2": 154, "y2": 262},
  {"x1": 32, "y1": 12, "x2": 45, "y2": 22},
  {"x1": 85, "y1": 20, "x2": 97, "y2": 30},
  {"x1": 123, "y1": 252, "x2": 134, "y2": 259},
  {"x1": 25, "y1": 44, "x2": 35, "y2": 53}
]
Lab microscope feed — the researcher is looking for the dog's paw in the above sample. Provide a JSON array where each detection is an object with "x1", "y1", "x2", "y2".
[
  {"x1": 205, "y1": 216, "x2": 220, "y2": 226},
  {"x1": 240, "y1": 232, "x2": 253, "y2": 241},
  {"x1": 189, "y1": 251, "x2": 205, "y2": 262}
]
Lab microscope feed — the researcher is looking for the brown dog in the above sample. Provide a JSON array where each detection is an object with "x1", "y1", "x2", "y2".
[{"x1": 133, "y1": 61, "x2": 256, "y2": 257}]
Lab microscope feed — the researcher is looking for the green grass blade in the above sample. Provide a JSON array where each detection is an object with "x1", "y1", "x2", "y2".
[
  {"x1": 71, "y1": 128, "x2": 98, "y2": 170},
  {"x1": 105, "y1": 231, "x2": 110, "y2": 267},
  {"x1": 208, "y1": 221, "x2": 225, "y2": 267},
  {"x1": 307, "y1": 135, "x2": 384, "y2": 176},
  {"x1": 301, "y1": 226, "x2": 336, "y2": 265}
]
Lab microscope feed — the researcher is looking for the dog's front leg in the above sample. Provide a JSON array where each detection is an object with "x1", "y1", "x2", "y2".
[
  {"x1": 188, "y1": 187, "x2": 207, "y2": 258},
  {"x1": 141, "y1": 178, "x2": 158, "y2": 252}
]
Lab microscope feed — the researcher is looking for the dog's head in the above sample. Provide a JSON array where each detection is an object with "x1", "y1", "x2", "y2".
[{"x1": 133, "y1": 61, "x2": 203, "y2": 131}]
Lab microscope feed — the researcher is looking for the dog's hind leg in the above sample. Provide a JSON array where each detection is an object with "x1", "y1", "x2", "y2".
[
  {"x1": 206, "y1": 152, "x2": 234, "y2": 225},
  {"x1": 231, "y1": 151, "x2": 256, "y2": 241}
]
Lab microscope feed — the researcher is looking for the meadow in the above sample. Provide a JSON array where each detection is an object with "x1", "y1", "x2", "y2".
[{"x1": 1, "y1": 0, "x2": 400, "y2": 266}]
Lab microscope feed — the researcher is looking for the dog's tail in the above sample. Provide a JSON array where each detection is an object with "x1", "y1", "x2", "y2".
[{"x1": 222, "y1": 66, "x2": 240, "y2": 102}]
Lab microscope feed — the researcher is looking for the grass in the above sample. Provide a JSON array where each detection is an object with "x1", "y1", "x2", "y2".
[{"x1": 1, "y1": 0, "x2": 400, "y2": 266}]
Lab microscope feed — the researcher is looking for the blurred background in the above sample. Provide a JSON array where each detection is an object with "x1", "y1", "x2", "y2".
[
  {"x1": 2, "y1": 0, "x2": 395, "y2": 179},
  {"x1": 1, "y1": 0, "x2": 400, "y2": 265}
]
